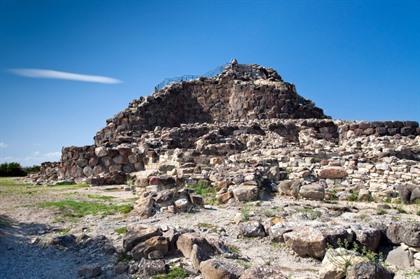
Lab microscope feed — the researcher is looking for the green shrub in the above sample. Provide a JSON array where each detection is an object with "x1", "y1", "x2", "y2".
[{"x1": 0, "y1": 162, "x2": 27, "y2": 177}]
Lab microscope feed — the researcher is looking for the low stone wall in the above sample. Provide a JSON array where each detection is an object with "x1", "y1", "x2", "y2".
[
  {"x1": 340, "y1": 121, "x2": 419, "y2": 138},
  {"x1": 58, "y1": 145, "x2": 146, "y2": 185},
  {"x1": 31, "y1": 119, "x2": 419, "y2": 186}
]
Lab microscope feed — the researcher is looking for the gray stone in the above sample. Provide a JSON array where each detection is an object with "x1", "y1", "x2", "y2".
[
  {"x1": 238, "y1": 221, "x2": 266, "y2": 238},
  {"x1": 385, "y1": 245, "x2": 414, "y2": 268},
  {"x1": 346, "y1": 262, "x2": 394, "y2": 279},
  {"x1": 386, "y1": 222, "x2": 420, "y2": 247},
  {"x1": 299, "y1": 183, "x2": 325, "y2": 201}
]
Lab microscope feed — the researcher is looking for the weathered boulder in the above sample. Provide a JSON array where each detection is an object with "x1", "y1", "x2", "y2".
[
  {"x1": 346, "y1": 262, "x2": 394, "y2": 279},
  {"x1": 278, "y1": 179, "x2": 300, "y2": 196},
  {"x1": 299, "y1": 183, "x2": 325, "y2": 201},
  {"x1": 200, "y1": 258, "x2": 243, "y2": 279},
  {"x1": 319, "y1": 248, "x2": 366, "y2": 279},
  {"x1": 398, "y1": 184, "x2": 420, "y2": 204},
  {"x1": 268, "y1": 223, "x2": 293, "y2": 243},
  {"x1": 78, "y1": 264, "x2": 102, "y2": 278},
  {"x1": 123, "y1": 226, "x2": 162, "y2": 252},
  {"x1": 238, "y1": 221, "x2": 266, "y2": 238},
  {"x1": 176, "y1": 233, "x2": 217, "y2": 259},
  {"x1": 232, "y1": 185, "x2": 259, "y2": 202},
  {"x1": 385, "y1": 245, "x2": 414, "y2": 268},
  {"x1": 319, "y1": 167, "x2": 348, "y2": 179},
  {"x1": 136, "y1": 258, "x2": 167, "y2": 277},
  {"x1": 191, "y1": 243, "x2": 213, "y2": 270},
  {"x1": 283, "y1": 227, "x2": 327, "y2": 259},
  {"x1": 131, "y1": 236, "x2": 169, "y2": 260},
  {"x1": 353, "y1": 227, "x2": 382, "y2": 251},
  {"x1": 94, "y1": 146, "x2": 108, "y2": 158},
  {"x1": 386, "y1": 222, "x2": 420, "y2": 247}
]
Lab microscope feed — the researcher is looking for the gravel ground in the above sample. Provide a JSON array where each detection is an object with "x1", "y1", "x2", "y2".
[{"x1": 0, "y1": 222, "x2": 82, "y2": 279}]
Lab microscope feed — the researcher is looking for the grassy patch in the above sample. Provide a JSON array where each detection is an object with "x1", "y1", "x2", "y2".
[
  {"x1": 296, "y1": 207, "x2": 322, "y2": 220},
  {"x1": 115, "y1": 226, "x2": 128, "y2": 235},
  {"x1": 376, "y1": 208, "x2": 387, "y2": 215},
  {"x1": 197, "y1": 222, "x2": 218, "y2": 232},
  {"x1": 87, "y1": 194, "x2": 114, "y2": 201},
  {"x1": 187, "y1": 180, "x2": 217, "y2": 205},
  {"x1": 49, "y1": 183, "x2": 89, "y2": 191},
  {"x1": 226, "y1": 244, "x2": 240, "y2": 254},
  {"x1": 153, "y1": 266, "x2": 189, "y2": 279},
  {"x1": 0, "y1": 177, "x2": 88, "y2": 195},
  {"x1": 39, "y1": 199, "x2": 133, "y2": 219},
  {"x1": 56, "y1": 227, "x2": 71, "y2": 235},
  {"x1": 236, "y1": 259, "x2": 251, "y2": 270},
  {"x1": 241, "y1": 205, "x2": 251, "y2": 221},
  {"x1": 348, "y1": 191, "x2": 359, "y2": 202}
]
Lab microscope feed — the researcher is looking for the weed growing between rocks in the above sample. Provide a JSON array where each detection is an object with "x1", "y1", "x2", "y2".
[
  {"x1": 327, "y1": 239, "x2": 385, "y2": 271},
  {"x1": 187, "y1": 180, "x2": 217, "y2": 205},
  {"x1": 114, "y1": 227, "x2": 128, "y2": 235},
  {"x1": 241, "y1": 204, "x2": 251, "y2": 221},
  {"x1": 152, "y1": 266, "x2": 188, "y2": 279}
]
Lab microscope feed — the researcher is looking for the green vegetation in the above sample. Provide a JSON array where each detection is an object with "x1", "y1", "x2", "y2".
[
  {"x1": 236, "y1": 259, "x2": 251, "y2": 269},
  {"x1": 296, "y1": 207, "x2": 322, "y2": 220},
  {"x1": 187, "y1": 180, "x2": 217, "y2": 205},
  {"x1": 394, "y1": 206, "x2": 407, "y2": 214},
  {"x1": 241, "y1": 204, "x2": 251, "y2": 221},
  {"x1": 115, "y1": 227, "x2": 128, "y2": 235},
  {"x1": 0, "y1": 162, "x2": 27, "y2": 177},
  {"x1": 226, "y1": 244, "x2": 240, "y2": 254},
  {"x1": 153, "y1": 266, "x2": 189, "y2": 279},
  {"x1": 327, "y1": 189, "x2": 338, "y2": 201},
  {"x1": 327, "y1": 239, "x2": 385, "y2": 272},
  {"x1": 376, "y1": 208, "x2": 387, "y2": 215},
  {"x1": 348, "y1": 191, "x2": 359, "y2": 202},
  {"x1": 39, "y1": 199, "x2": 133, "y2": 219},
  {"x1": 197, "y1": 222, "x2": 218, "y2": 232},
  {"x1": 0, "y1": 177, "x2": 88, "y2": 196},
  {"x1": 57, "y1": 227, "x2": 71, "y2": 235},
  {"x1": 87, "y1": 194, "x2": 114, "y2": 201},
  {"x1": 0, "y1": 162, "x2": 41, "y2": 177}
]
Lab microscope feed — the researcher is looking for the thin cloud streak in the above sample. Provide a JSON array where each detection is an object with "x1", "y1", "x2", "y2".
[
  {"x1": 8, "y1": 68, "x2": 122, "y2": 84},
  {"x1": 0, "y1": 142, "x2": 8, "y2": 148}
]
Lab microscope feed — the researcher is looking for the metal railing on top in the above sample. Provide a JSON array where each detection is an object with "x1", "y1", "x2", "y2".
[{"x1": 154, "y1": 62, "x2": 229, "y2": 93}]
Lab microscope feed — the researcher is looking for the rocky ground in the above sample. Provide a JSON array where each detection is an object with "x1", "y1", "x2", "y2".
[{"x1": 1, "y1": 176, "x2": 419, "y2": 279}]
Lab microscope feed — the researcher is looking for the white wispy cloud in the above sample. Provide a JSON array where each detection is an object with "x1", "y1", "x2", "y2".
[
  {"x1": 8, "y1": 68, "x2": 122, "y2": 84},
  {"x1": 0, "y1": 142, "x2": 8, "y2": 148}
]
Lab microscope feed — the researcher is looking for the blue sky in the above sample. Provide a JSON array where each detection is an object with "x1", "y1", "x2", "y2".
[{"x1": 1, "y1": 0, "x2": 419, "y2": 166}]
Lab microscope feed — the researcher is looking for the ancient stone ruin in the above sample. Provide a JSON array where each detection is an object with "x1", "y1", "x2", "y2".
[
  {"x1": 28, "y1": 60, "x2": 420, "y2": 278},
  {"x1": 30, "y1": 60, "x2": 419, "y2": 189}
]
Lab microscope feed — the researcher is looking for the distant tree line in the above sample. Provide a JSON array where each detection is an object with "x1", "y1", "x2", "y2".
[{"x1": 0, "y1": 162, "x2": 40, "y2": 177}]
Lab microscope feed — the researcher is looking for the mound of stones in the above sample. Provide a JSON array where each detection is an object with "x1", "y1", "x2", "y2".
[{"x1": 120, "y1": 224, "x2": 287, "y2": 279}]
